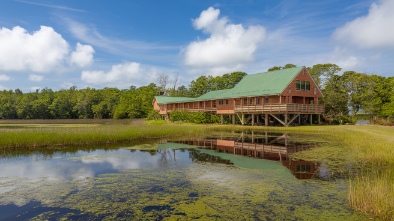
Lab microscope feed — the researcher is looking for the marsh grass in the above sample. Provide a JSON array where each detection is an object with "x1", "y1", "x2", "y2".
[{"x1": 0, "y1": 122, "x2": 208, "y2": 148}]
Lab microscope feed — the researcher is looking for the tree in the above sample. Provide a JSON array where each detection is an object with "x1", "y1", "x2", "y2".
[
  {"x1": 307, "y1": 63, "x2": 341, "y2": 89},
  {"x1": 268, "y1": 64, "x2": 296, "y2": 72}
]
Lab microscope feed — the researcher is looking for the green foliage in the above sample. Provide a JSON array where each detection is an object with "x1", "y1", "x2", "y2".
[
  {"x1": 0, "y1": 84, "x2": 157, "y2": 120},
  {"x1": 146, "y1": 110, "x2": 162, "y2": 120},
  {"x1": 267, "y1": 64, "x2": 296, "y2": 72},
  {"x1": 169, "y1": 110, "x2": 220, "y2": 124},
  {"x1": 188, "y1": 71, "x2": 247, "y2": 97}
]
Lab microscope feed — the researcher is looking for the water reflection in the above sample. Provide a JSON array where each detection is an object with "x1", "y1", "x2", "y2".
[
  {"x1": 172, "y1": 132, "x2": 318, "y2": 179},
  {"x1": 0, "y1": 149, "x2": 192, "y2": 183}
]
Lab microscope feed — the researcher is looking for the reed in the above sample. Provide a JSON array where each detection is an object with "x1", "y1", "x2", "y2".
[{"x1": 0, "y1": 123, "x2": 209, "y2": 148}]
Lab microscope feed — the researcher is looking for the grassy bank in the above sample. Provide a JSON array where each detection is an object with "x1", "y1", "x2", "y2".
[{"x1": 0, "y1": 120, "x2": 209, "y2": 148}]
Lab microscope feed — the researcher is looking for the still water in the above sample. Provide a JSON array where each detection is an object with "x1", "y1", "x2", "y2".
[{"x1": 0, "y1": 132, "x2": 366, "y2": 220}]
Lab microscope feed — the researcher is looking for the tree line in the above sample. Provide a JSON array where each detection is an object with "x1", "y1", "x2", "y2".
[{"x1": 0, "y1": 63, "x2": 393, "y2": 122}]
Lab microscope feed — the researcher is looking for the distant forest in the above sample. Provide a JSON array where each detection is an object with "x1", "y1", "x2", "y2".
[{"x1": 0, "y1": 63, "x2": 393, "y2": 122}]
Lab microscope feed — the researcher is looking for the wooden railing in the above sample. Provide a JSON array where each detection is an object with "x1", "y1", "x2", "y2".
[
  {"x1": 165, "y1": 103, "x2": 324, "y2": 114},
  {"x1": 234, "y1": 103, "x2": 324, "y2": 114}
]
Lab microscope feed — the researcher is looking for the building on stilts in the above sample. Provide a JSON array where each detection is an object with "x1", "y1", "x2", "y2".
[{"x1": 152, "y1": 66, "x2": 324, "y2": 126}]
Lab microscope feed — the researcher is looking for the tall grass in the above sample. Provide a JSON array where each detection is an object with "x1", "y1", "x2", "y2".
[
  {"x1": 349, "y1": 170, "x2": 394, "y2": 220},
  {"x1": 0, "y1": 123, "x2": 209, "y2": 148}
]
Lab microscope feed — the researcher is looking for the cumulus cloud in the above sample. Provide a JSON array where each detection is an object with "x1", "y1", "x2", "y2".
[
  {"x1": 29, "y1": 74, "x2": 44, "y2": 82},
  {"x1": 183, "y1": 7, "x2": 265, "y2": 75},
  {"x1": 333, "y1": 0, "x2": 394, "y2": 48},
  {"x1": 0, "y1": 26, "x2": 69, "y2": 72},
  {"x1": 81, "y1": 62, "x2": 159, "y2": 87},
  {"x1": 30, "y1": 86, "x2": 41, "y2": 91},
  {"x1": 0, "y1": 74, "x2": 10, "y2": 81},
  {"x1": 70, "y1": 43, "x2": 95, "y2": 67}
]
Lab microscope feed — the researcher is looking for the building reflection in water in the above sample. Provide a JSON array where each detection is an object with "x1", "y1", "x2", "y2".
[{"x1": 172, "y1": 132, "x2": 318, "y2": 179}]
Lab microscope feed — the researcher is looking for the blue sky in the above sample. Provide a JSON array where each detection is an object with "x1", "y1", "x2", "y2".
[{"x1": 0, "y1": 0, "x2": 393, "y2": 92}]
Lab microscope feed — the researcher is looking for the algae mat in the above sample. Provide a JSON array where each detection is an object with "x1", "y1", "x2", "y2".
[{"x1": 0, "y1": 145, "x2": 367, "y2": 220}]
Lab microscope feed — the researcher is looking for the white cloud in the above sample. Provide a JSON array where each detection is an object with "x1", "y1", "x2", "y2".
[
  {"x1": 61, "y1": 82, "x2": 75, "y2": 89},
  {"x1": 0, "y1": 26, "x2": 69, "y2": 72},
  {"x1": 0, "y1": 74, "x2": 10, "y2": 81},
  {"x1": 70, "y1": 43, "x2": 95, "y2": 67},
  {"x1": 29, "y1": 74, "x2": 43, "y2": 82},
  {"x1": 0, "y1": 85, "x2": 8, "y2": 90},
  {"x1": 183, "y1": 7, "x2": 265, "y2": 75},
  {"x1": 333, "y1": 0, "x2": 394, "y2": 48},
  {"x1": 81, "y1": 62, "x2": 159, "y2": 87},
  {"x1": 30, "y1": 86, "x2": 40, "y2": 91}
]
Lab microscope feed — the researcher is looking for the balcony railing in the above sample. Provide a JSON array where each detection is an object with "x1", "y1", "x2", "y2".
[
  {"x1": 164, "y1": 103, "x2": 324, "y2": 114},
  {"x1": 234, "y1": 103, "x2": 324, "y2": 114}
]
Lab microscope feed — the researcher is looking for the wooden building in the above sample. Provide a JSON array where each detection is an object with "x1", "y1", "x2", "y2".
[{"x1": 153, "y1": 66, "x2": 324, "y2": 126}]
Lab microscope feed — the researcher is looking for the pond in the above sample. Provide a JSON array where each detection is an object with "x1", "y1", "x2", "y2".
[{"x1": 0, "y1": 131, "x2": 367, "y2": 220}]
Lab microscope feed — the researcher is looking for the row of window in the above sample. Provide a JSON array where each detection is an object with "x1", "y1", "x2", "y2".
[
  {"x1": 218, "y1": 99, "x2": 229, "y2": 105},
  {"x1": 295, "y1": 80, "x2": 311, "y2": 91},
  {"x1": 217, "y1": 97, "x2": 271, "y2": 105}
]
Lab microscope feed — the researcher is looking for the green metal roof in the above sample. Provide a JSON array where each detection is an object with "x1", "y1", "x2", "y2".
[
  {"x1": 155, "y1": 66, "x2": 304, "y2": 104},
  {"x1": 216, "y1": 66, "x2": 303, "y2": 99},
  {"x1": 196, "y1": 89, "x2": 230, "y2": 100},
  {"x1": 154, "y1": 96, "x2": 195, "y2": 104}
]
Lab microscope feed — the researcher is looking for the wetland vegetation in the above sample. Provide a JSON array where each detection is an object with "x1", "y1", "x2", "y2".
[{"x1": 0, "y1": 120, "x2": 393, "y2": 220}]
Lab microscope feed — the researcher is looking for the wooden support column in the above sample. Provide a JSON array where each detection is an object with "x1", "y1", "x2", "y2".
[
  {"x1": 252, "y1": 114, "x2": 255, "y2": 126},
  {"x1": 318, "y1": 115, "x2": 321, "y2": 124},
  {"x1": 256, "y1": 114, "x2": 260, "y2": 124},
  {"x1": 285, "y1": 114, "x2": 288, "y2": 126},
  {"x1": 265, "y1": 113, "x2": 269, "y2": 126},
  {"x1": 232, "y1": 114, "x2": 235, "y2": 124},
  {"x1": 241, "y1": 114, "x2": 245, "y2": 125},
  {"x1": 299, "y1": 114, "x2": 301, "y2": 125},
  {"x1": 310, "y1": 114, "x2": 313, "y2": 125},
  {"x1": 221, "y1": 114, "x2": 224, "y2": 124}
]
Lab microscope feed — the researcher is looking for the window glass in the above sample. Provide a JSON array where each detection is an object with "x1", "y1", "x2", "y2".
[
  {"x1": 306, "y1": 81, "x2": 310, "y2": 91},
  {"x1": 296, "y1": 80, "x2": 301, "y2": 90}
]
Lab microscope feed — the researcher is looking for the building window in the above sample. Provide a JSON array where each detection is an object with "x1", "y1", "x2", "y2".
[
  {"x1": 256, "y1": 97, "x2": 260, "y2": 104},
  {"x1": 244, "y1": 98, "x2": 248, "y2": 105},
  {"x1": 249, "y1": 97, "x2": 254, "y2": 105},
  {"x1": 306, "y1": 81, "x2": 310, "y2": 91},
  {"x1": 296, "y1": 80, "x2": 311, "y2": 91},
  {"x1": 265, "y1": 97, "x2": 269, "y2": 103},
  {"x1": 225, "y1": 99, "x2": 229, "y2": 105},
  {"x1": 218, "y1": 100, "x2": 223, "y2": 105},
  {"x1": 296, "y1": 164, "x2": 311, "y2": 173}
]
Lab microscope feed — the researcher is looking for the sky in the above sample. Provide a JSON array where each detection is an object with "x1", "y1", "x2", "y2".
[{"x1": 0, "y1": 0, "x2": 393, "y2": 92}]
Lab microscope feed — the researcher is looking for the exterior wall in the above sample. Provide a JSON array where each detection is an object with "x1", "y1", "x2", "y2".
[
  {"x1": 153, "y1": 99, "x2": 167, "y2": 115},
  {"x1": 280, "y1": 68, "x2": 322, "y2": 105},
  {"x1": 216, "y1": 99, "x2": 235, "y2": 114}
]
